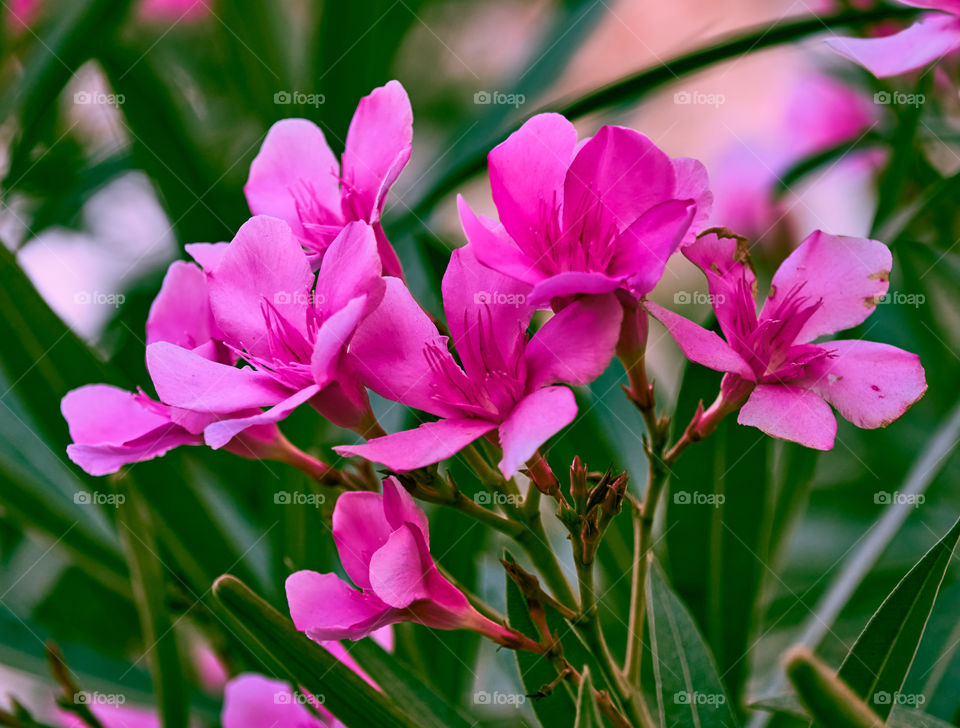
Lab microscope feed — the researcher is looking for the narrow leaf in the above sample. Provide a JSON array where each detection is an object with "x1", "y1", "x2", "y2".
[{"x1": 574, "y1": 666, "x2": 604, "y2": 728}]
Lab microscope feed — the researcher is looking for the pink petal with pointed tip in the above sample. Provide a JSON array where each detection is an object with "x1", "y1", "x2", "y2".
[
  {"x1": 803, "y1": 339, "x2": 926, "y2": 429},
  {"x1": 525, "y1": 294, "x2": 622, "y2": 390},
  {"x1": 334, "y1": 418, "x2": 497, "y2": 471},
  {"x1": 488, "y1": 113, "x2": 578, "y2": 249},
  {"x1": 245, "y1": 119, "x2": 341, "y2": 238},
  {"x1": 827, "y1": 14, "x2": 960, "y2": 78},
  {"x1": 343, "y1": 81, "x2": 413, "y2": 222},
  {"x1": 761, "y1": 230, "x2": 891, "y2": 343},
  {"x1": 673, "y1": 157, "x2": 713, "y2": 244},
  {"x1": 498, "y1": 386, "x2": 577, "y2": 479},
  {"x1": 737, "y1": 384, "x2": 837, "y2": 450},
  {"x1": 381, "y1": 476, "x2": 429, "y2": 541},
  {"x1": 644, "y1": 302, "x2": 755, "y2": 379}
]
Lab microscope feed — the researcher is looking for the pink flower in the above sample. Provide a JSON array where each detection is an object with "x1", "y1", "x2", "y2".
[
  {"x1": 222, "y1": 629, "x2": 392, "y2": 728},
  {"x1": 245, "y1": 81, "x2": 412, "y2": 276},
  {"x1": 62, "y1": 259, "x2": 325, "y2": 476},
  {"x1": 7, "y1": 0, "x2": 211, "y2": 30},
  {"x1": 145, "y1": 216, "x2": 385, "y2": 446},
  {"x1": 827, "y1": 1, "x2": 960, "y2": 78},
  {"x1": 334, "y1": 246, "x2": 622, "y2": 477},
  {"x1": 646, "y1": 230, "x2": 927, "y2": 450},
  {"x1": 457, "y1": 113, "x2": 711, "y2": 306},
  {"x1": 286, "y1": 478, "x2": 528, "y2": 647}
]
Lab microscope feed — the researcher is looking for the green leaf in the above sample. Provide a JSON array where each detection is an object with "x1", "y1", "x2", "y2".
[
  {"x1": 752, "y1": 693, "x2": 957, "y2": 728},
  {"x1": 784, "y1": 648, "x2": 882, "y2": 728},
  {"x1": 837, "y1": 516, "x2": 960, "y2": 721},
  {"x1": 574, "y1": 666, "x2": 604, "y2": 728},
  {"x1": 347, "y1": 636, "x2": 476, "y2": 728},
  {"x1": 213, "y1": 575, "x2": 421, "y2": 728},
  {"x1": 116, "y1": 482, "x2": 189, "y2": 728},
  {"x1": 646, "y1": 563, "x2": 740, "y2": 728}
]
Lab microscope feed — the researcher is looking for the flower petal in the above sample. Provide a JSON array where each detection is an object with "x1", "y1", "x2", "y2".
[
  {"x1": 146, "y1": 261, "x2": 214, "y2": 349},
  {"x1": 332, "y1": 491, "x2": 394, "y2": 590},
  {"x1": 63, "y1": 384, "x2": 170, "y2": 445},
  {"x1": 760, "y1": 230, "x2": 891, "y2": 342},
  {"x1": 488, "y1": 113, "x2": 578, "y2": 250},
  {"x1": 349, "y1": 277, "x2": 449, "y2": 417},
  {"x1": 827, "y1": 14, "x2": 960, "y2": 78},
  {"x1": 185, "y1": 241, "x2": 229, "y2": 271},
  {"x1": 311, "y1": 296, "x2": 367, "y2": 387},
  {"x1": 610, "y1": 198, "x2": 696, "y2": 294},
  {"x1": 343, "y1": 81, "x2": 413, "y2": 222},
  {"x1": 146, "y1": 342, "x2": 290, "y2": 413},
  {"x1": 528, "y1": 271, "x2": 622, "y2": 305},
  {"x1": 802, "y1": 340, "x2": 926, "y2": 429},
  {"x1": 381, "y1": 476, "x2": 430, "y2": 541},
  {"x1": 286, "y1": 570, "x2": 392, "y2": 641},
  {"x1": 563, "y1": 125, "x2": 676, "y2": 233},
  {"x1": 208, "y1": 216, "x2": 314, "y2": 357},
  {"x1": 645, "y1": 301, "x2": 755, "y2": 379},
  {"x1": 737, "y1": 384, "x2": 837, "y2": 450},
  {"x1": 368, "y1": 524, "x2": 433, "y2": 608},
  {"x1": 442, "y1": 245, "x2": 532, "y2": 377},
  {"x1": 673, "y1": 157, "x2": 713, "y2": 244},
  {"x1": 458, "y1": 196, "x2": 545, "y2": 286},
  {"x1": 203, "y1": 384, "x2": 320, "y2": 449},
  {"x1": 222, "y1": 674, "x2": 324, "y2": 728},
  {"x1": 334, "y1": 418, "x2": 497, "y2": 472},
  {"x1": 244, "y1": 119, "x2": 341, "y2": 239},
  {"x1": 315, "y1": 220, "x2": 385, "y2": 317},
  {"x1": 525, "y1": 294, "x2": 622, "y2": 390},
  {"x1": 498, "y1": 386, "x2": 577, "y2": 478}
]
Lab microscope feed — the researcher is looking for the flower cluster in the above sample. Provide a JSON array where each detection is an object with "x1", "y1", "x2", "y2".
[{"x1": 62, "y1": 80, "x2": 926, "y2": 659}]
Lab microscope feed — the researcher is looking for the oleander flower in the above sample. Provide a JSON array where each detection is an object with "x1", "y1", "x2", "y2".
[
  {"x1": 457, "y1": 113, "x2": 711, "y2": 306},
  {"x1": 145, "y1": 216, "x2": 385, "y2": 446},
  {"x1": 62, "y1": 259, "x2": 326, "y2": 476},
  {"x1": 334, "y1": 246, "x2": 622, "y2": 477},
  {"x1": 286, "y1": 478, "x2": 529, "y2": 647},
  {"x1": 827, "y1": 1, "x2": 960, "y2": 78},
  {"x1": 245, "y1": 81, "x2": 412, "y2": 276},
  {"x1": 646, "y1": 230, "x2": 927, "y2": 449}
]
